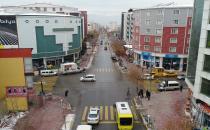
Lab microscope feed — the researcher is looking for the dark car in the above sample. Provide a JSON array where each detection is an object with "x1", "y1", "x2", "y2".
[
  {"x1": 104, "y1": 46, "x2": 107, "y2": 50},
  {"x1": 111, "y1": 56, "x2": 118, "y2": 61}
]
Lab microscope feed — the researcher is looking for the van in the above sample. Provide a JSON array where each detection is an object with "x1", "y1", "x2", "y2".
[
  {"x1": 158, "y1": 80, "x2": 180, "y2": 91},
  {"x1": 40, "y1": 70, "x2": 57, "y2": 76},
  {"x1": 76, "y1": 125, "x2": 92, "y2": 130}
]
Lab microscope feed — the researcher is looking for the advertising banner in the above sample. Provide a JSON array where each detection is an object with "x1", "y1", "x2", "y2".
[
  {"x1": 6, "y1": 87, "x2": 27, "y2": 97},
  {"x1": 0, "y1": 15, "x2": 18, "y2": 48}
]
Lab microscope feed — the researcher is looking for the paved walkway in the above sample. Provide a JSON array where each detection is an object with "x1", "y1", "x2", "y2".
[
  {"x1": 137, "y1": 90, "x2": 187, "y2": 130},
  {"x1": 14, "y1": 96, "x2": 71, "y2": 130}
]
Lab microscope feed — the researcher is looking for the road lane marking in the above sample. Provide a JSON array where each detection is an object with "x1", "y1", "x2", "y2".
[
  {"x1": 110, "y1": 106, "x2": 115, "y2": 120},
  {"x1": 82, "y1": 106, "x2": 88, "y2": 121},
  {"x1": 80, "y1": 121, "x2": 143, "y2": 125},
  {"x1": 100, "y1": 106, "x2": 103, "y2": 120},
  {"x1": 105, "y1": 106, "x2": 109, "y2": 120}
]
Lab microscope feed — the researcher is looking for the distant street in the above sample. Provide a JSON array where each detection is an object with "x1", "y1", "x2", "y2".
[{"x1": 53, "y1": 34, "x2": 147, "y2": 130}]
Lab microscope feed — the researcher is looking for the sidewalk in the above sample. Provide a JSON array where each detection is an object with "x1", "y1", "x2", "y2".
[
  {"x1": 80, "y1": 46, "x2": 98, "y2": 69},
  {"x1": 133, "y1": 90, "x2": 187, "y2": 130}
]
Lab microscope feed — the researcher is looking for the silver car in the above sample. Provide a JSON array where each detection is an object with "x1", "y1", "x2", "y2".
[{"x1": 87, "y1": 107, "x2": 100, "y2": 125}]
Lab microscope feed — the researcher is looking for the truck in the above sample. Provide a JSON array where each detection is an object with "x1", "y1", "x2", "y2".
[
  {"x1": 151, "y1": 67, "x2": 177, "y2": 78},
  {"x1": 60, "y1": 62, "x2": 84, "y2": 75}
]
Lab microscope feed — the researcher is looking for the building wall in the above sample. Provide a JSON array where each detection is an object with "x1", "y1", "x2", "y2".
[
  {"x1": 16, "y1": 15, "x2": 82, "y2": 58},
  {"x1": 0, "y1": 58, "x2": 25, "y2": 99},
  {"x1": 80, "y1": 11, "x2": 87, "y2": 37}
]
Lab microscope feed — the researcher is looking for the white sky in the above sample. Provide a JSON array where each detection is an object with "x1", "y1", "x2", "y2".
[{"x1": 0, "y1": 0, "x2": 194, "y2": 25}]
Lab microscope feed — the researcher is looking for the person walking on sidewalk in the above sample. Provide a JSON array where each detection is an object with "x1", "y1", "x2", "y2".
[
  {"x1": 139, "y1": 89, "x2": 144, "y2": 98},
  {"x1": 146, "y1": 90, "x2": 151, "y2": 100},
  {"x1": 180, "y1": 84, "x2": 183, "y2": 92}
]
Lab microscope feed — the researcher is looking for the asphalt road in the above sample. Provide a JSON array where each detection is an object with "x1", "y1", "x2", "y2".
[{"x1": 54, "y1": 34, "x2": 147, "y2": 130}]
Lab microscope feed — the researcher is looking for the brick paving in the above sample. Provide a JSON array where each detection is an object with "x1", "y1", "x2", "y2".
[
  {"x1": 140, "y1": 90, "x2": 187, "y2": 130},
  {"x1": 14, "y1": 96, "x2": 71, "y2": 130}
]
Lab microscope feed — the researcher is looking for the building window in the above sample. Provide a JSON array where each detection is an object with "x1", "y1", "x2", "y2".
[
  {"x1": 158, "y1": 10, "x2": 163, "y2": 15},
  {"x1": 171, "y1": 28, "x2": 178, "y2": 34},
  {"x1": 156, "y1": 20, "x2": 162, "y2": 25},
  {"x1": 29, "y1": 7, "x2": 33, "y2": 10},
  {"x1": 145, "y1": 20, "x2": 151, "y2": 25},
  {"x1": 144, "y1": 45, "x2": 150, "y2": 50},
  {"x1": 173, "y1": 19, "x2": 179, "y2": 24},
  {"x1": 187, "y1": 38, "x2": 190, "y2": 44},
  {"x1": 170, "y1": 38, "x2": 177, "y2": 43},
  {"x1": 78, "y1": 20, "x2": 81, "y2": 23},
  {"x1": 60, "y1": 8, "x2": 63, "y2": 11},
  {"x1": 169, "y1": 47, "x2": 176, "y2": 52},
  {"x1": 146, "y1": 12, "x2": 150, "y2": 16},
  {"x1": 35, "y1": 7, "x2": 40, "y2": 11},
  {"x1": 207, "y1": 31, "x2": 210, "y2": 48},
  {"x1": 186, "y1": 47, "x2": 189, "y2": 53},
  {"x1": 45, "y1": 20, "x2": 49, "y2": 23},
  {"x1": 156, "y1": 29, "x2": 162, "y2": 35},
  {"x1": 155, "y1": 37, "x2": 161, "y2": 43},
  {"x1": 154, "y1": 46, "x2": 161, "y2": 52},
  {"x1": 25, "y1": 20, "x2": 29, "y2": 23},
  {"x1": 36, "y1": 20, "x2": 39, "y2": 23},
  {"x1": 144, "y1": 36, "x2": 150, "y2": 42},
  {"x1": 44, "y1": 7, "x2": 47, "y2": 11},
  {"x1": 203, "y1": 55, "x2": 210, "y2": 73},
  {"x1": 55, "y1": 20, "x2": 58, "y2": 23},
  {"x1": 52, "y1": 8, "x2": 55, "y2": 11},
  {"x1": 70, "y1": 20, "x2": 72, "y2": 23},
  {"x1": 75, "y1": 20, "x2": 77, "y2": 23},
  {"x1": 173, "y1": 10, "x2": 180, "y2": 14},
  {"x1": 23, "y1": 7, "x2": 27, "y2": 9},
  {"x1": 200, "y1": 78, "x2": 210, "y2": 97},
  {"x1": 188, "y1": 28, "x2": 191, "y2": 34},
  {"x1": 146, "y1": 28, "x2": 151, "y2": 34}
]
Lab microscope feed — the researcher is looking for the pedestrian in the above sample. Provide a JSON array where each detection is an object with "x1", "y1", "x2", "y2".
[
  {"x1": 140, "y1": 89, "x2": 144, "y2": 98},
  {"x1": 126, "y1": 87, "x2": 131, "y2": 99},
  {"x1": 64, "y1": 90, "x2": 69, "y2": 97},
  {"x1": 138, "y1": 90, "x2": 141, "y2": 98},
  {"x1": 180, "y1": 84, "x2": 183, "y2": 92},
  {"x1": 146, "y1": 90, "x2": 151, "y2": 100},
  {"x1": 136, "y1": 87, "x2": 139, "y2": 95}
]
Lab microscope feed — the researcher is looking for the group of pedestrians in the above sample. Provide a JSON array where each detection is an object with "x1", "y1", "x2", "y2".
[{"x1": 138, "y1": 88, "x2": 151, "y2": 100}]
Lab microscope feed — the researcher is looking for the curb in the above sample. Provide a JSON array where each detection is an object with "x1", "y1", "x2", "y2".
[{"x1": 84, "y1": 46, "x2": 98, "y2": 70}]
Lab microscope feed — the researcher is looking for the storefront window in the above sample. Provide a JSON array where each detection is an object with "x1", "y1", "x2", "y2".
[
  {"x1": 163, "y1": 58, "x2": 180, "y2": 70},
  {"x1": 201, "y1": 78, "x2": 210, "y2": 97},
  {"x1": 203, "y1": 55, "x2": 210, "y2": 73}
]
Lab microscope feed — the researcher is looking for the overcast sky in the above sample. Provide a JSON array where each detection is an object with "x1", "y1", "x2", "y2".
[{"x1": 0, "y1": 0, "x2": 194, "y2": 25}]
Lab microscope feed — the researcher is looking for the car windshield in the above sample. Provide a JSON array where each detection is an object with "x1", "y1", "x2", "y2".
[
  {"x1": 89, "y1": 114, "x2": 97, "y2": 118},
  {"x1": 120, "y1": 118, "x2": 132, "y2": 125}
]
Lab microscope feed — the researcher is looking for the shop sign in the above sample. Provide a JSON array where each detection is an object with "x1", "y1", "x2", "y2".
[
  {"x1": 6, "y1": 87, "x2": 27, "y2": 97},
  {"x1": 165, "y1": 54, "x2": 178, "y2": 58}
]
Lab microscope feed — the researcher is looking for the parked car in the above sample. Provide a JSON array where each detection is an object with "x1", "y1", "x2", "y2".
[
  {"x1": 87, "y1": 107, "x2": 100, "y2": 125},
  {"x1": 80, "y1": 74, "x2": 96, "y2": 82},
  {"x1": 158, "y1": 80, "x2": 180, "y2": 91},
  {"x1": 76, "y1": 125, "x2": 92, "y2": 130},
  {"x1": 143, "y1": 74, "x2": 154, "y2": 80},
  {"x1": 177, "y1": 74, "x2": 186, "y2": 80},
  {"x1": 40, "y1": 70, "x2": 57, "y2": 76}
]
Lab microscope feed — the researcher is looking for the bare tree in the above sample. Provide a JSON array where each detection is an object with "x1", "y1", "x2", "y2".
[
  {"x1": 127, "y1": 64, "x2": 144, "y2": 89},
  {"x1": 111, "y1": 41, "x2": 126, "y2": 57}
]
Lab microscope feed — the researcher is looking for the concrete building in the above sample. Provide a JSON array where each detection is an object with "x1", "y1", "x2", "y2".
[
  {"x1": 186, "y1": 0, "x2": 210, "y2": 127},
  {"x1": 0, "y1": 3, "x2": 88, "y2": 38},
  {"x1": 0, "y1": 48, "x2": 33, "y2": 111},
  {"x1": 0, "y1": 10, "x2": 83, "y2": 68},
  {"x1": 132, "y1": 5, "x2": 193, "y2": 71},
  {"x1": 121, "y1": 10, "x2": 134, "y2": 44}
]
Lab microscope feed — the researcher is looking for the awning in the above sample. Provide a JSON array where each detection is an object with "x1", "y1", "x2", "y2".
[{"x1": 200, "y1": 103, "x2": 210, "y2": 116}]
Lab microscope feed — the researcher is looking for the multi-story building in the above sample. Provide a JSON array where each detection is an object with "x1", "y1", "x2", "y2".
[
  {"x1": 132, "y1": 5, "x2": 193, "y2": 71},
  {"x1": 0, "y1": 3, "x2": 88, "y2": 38},
  {"x1": 186, "y1": 0, "x2": 210, "y2": 127},
  {"x1": 121, "y1": 10, "x2": 134, "y2": 44},
  {"x1": 0, "y1": 10, "x2": 83, "y2": 68},
  {"x1": 0, "y1": 48, "x2": 33, "y2": 111}
]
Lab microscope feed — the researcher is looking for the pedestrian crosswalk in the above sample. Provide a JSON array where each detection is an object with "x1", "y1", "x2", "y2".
[
  {"x1": 81, "y1": 105, "x2": 139, "y2": 124},
  {"x1": 94, "y1": 68, "x2": 115, "y2": 73}
]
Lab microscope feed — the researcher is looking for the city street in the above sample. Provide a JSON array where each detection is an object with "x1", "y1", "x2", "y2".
[{"x1": 53, "y1": 34, "x2": 147, "y2": 130}]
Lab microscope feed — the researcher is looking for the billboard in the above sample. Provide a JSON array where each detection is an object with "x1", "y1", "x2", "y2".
[{"x1": 0, "y1": 15, "x2": 18, "y2": 48}]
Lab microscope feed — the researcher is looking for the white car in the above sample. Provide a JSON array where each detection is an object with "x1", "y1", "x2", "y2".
[
  {"x1": 87, "y1": 107, "x2": 100, "y2": 125},
  {"x1": 80, "y1": 74, "x2": 96, "y2": 82},
  {"x1": 40, "y1": 70, "x2": 57, "y2": 76},
  {"x1": 143, "y1": 74, "x2": 154, "y2": 80}
]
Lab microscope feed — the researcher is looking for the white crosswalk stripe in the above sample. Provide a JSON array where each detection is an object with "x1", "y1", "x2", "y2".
[{"x1": 94, "y1": 68, "x2": 114, "y2": 73}]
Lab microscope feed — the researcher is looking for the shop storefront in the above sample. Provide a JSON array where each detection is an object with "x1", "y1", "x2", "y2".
[{"x1": 163, "y1": 54, "x2": 180, "y2": 70}]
